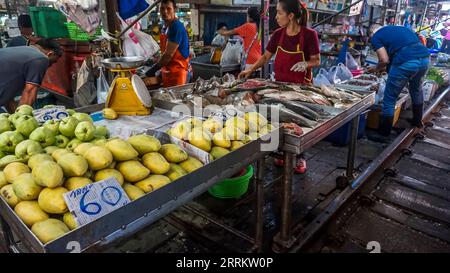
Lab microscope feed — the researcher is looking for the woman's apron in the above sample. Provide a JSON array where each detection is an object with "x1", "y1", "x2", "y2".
[{"x1": 274, "y1": 27, "x2": 312, "y2": 84}]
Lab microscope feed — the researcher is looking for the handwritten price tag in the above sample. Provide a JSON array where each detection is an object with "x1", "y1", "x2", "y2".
[{"x1": 63, "y1": 177, "x2": 130, "y2": 226}]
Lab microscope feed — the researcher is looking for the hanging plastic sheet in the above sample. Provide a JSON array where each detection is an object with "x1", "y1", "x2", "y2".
[
  {"x1": 119, "y1": 0, "x2": 150, "y2": 20},
  {"x1": 56, "y1": 0, "x2": 100, "y2": 34}
]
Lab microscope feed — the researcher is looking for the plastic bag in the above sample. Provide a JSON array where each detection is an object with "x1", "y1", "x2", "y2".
[
  {"x1": 74, "y1": 60, "x2": 97, "y2": 107},
  {"x1": 120, "y1": 14, "x2": 160, "y2": 59},
  {"x1": 96, "y1": 67, "x2": 109, "y2": 104},
  {"x1": 313, "y1": 68, "x2": 331, "y2": 87},
  {"x1": 211, "y1": 34, "x2": 226, "y2": 47},
  {"x1": 346, "y1": 52, "x2": 359, "y2": 70},
  {"x1": 220, "y1": 42, "x2": 241, "y2": 65},
  {"x1": 327, "y1": 66, "x2": 340, "y2": 84},
  {"x1": 336, "y1": 63, "x2": 353, "y2": 81},
  {"x1": 57, "y1": 0, "x2": 100, "y2": 34},
  {"x1": 78, "y1": 0, "x2": 98, "y2": 10},
  {"x1": 375, "y1": 78, "x2": 386, "y2": 104}
]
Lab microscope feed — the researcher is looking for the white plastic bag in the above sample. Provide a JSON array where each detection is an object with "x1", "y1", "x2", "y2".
[
  {"x1": 422, "y1": 80, "x2": 435, "y2": 102},
  {"x1": 211, "y1": 34, "x2": 226, "y2": 47},
  {"x1": 78, "y1": 0, "x2": 98, "y2": 10},
  {"x1": 336, "y1": 63, "x2": 353, "y2": 81},
  {"x1": 96, "y1": 67, "x2": 109, "y2": 104},
  {"x1": 327, "y1": 66, "x2": 340, "y2": 84},
  {"x1": 220, "y1": 42, "x2": 242, "y2": 65},
  {"x1": 313, "y1": 69, "x2": 331, "y2": 87},
  {"x1": 120, "y1": 14, "x2": 160, "y2": 59},
  {"x1": 132, "y1": 28, "x2": 159, "y2": 57},
  {"x1": 375, "y1": 78, "x2": 386, "y2": 104},
  {"x1": 346, "y1": 52, "x2": 359, "y2": 70}
]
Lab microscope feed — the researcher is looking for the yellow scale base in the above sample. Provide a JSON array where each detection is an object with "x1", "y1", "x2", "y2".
[{"x1": 105, "y1": 70, "x2": 151, "y2": 116}]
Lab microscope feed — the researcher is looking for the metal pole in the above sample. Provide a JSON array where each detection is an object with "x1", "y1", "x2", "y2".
[
  {"x1": 280, "y1": 152, "x2": 294, "y2": 242},
  {"x1": 419, "y1": 0, "x2": 430, "y2": 31},
  {"x1": 103, "y1": 0, "x2": 120, "y2": 54},
  {"x1": 312, "y1": 0, "x2": 365, "y2": 28},
  {"x1": 260, "y1": 0, "x2": 270, "y2": 79},
  {"x1": 394, "y1": 0, "x2": 401, "y2": 25},
  {"x1": 346, "y1": 115, "x2": 360, "y2": 178},
  {"x1": 369, "y1": 6, "x2": 374, "y2": 28},
  {"x1": 116, "y1": 0, "x2": 162, "y2": 38},
  {"x1": 255, "y1": 157, "x2": 265, "y2": 252}
]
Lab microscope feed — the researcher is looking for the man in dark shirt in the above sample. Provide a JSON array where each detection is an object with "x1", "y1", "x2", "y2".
[
  {"x1": 368, "y1": 24, "x2": 430, "y2": 143},
  {"x1": 0, "y1": 39, "x2": 62, "y2": 112},
  {"x1": 6, "y1": 14, "x2": 34, "y2": 47}
]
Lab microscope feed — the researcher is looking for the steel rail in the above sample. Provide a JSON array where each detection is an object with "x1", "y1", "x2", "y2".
[{"x1": 288, "y1": 85, "x2": 450, "y2": 252}]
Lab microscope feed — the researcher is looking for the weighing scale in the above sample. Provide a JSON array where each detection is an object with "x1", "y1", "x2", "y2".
[{"x1": 101, "y1": 57, "x2": 152, "y2": 115}]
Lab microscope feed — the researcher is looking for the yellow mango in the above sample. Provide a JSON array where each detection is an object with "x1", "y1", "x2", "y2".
[
  {"x1": 179, "y1": 157, "x2": 203, "y2": 173},
  {"x1": 135, "y1": 175, "x2": 171, "y2": 193},
  {"x1": 142, "y1": 152, "x2": 170, "y2": 174},
  {"x1": 116, "y1": 160, "x2": 150, "y2": 183}
]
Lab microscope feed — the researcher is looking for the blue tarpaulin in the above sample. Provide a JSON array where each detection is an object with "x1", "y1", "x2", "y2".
[{"x1": 119, "y1": 0, "x2": 149, "y2": 20}]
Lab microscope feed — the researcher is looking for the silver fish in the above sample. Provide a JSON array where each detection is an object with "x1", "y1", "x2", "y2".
[
  {"x1": 263, "y1": 91, "x2": 316, "y2": 104},
  {"x1": 260, "y1": 98, "x2": 321, "y2": 121},
  {"x1": 260, "y1": 103, "x2": 318, "y2": 128},
  {"x1": 256, "y1": 89, "x2": 281, "y2": 95}
]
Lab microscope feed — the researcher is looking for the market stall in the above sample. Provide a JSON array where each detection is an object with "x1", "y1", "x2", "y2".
[
  {"x1": 0, "y1": 56, "x2": 282, "y2": 253},
  {"x1": 148, "y1": 74, "x2": 377, "y2": 250},
  {"x1": 0, "y1": 108, "x2": 280, "y2": 253},
  {"x1": 3, "y1": 0, "x2": 449, "y2": 254}
]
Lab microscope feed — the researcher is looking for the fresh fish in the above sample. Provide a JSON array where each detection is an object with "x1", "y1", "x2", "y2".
[
  {"x1": 260, "y1": 98, "x2": 321, "y2": 121},
  {"x1": 341, "y1": 89, "x2": 365, "y2": 99},
  {"x1": 280, "y1": 85, "x2": 333, "y2": 106},
  {"x1": 288, "y1": 101, "x2": 331, "y2": 119},
  {"x1": 300, "y1": 85, "x2": 340, "y2": 99},
  {"x1": 298, "y1": 90, "x2": 333, "y2": 106},
  {"x1": 259, "y1": 103, "x2": 318, "y2": 128},
  {"x1": 329, "y1": 98, "x2": 354, "y2": 109},
  {"x1": 290, "y1": 84, "x2": 362, "y2": 103},
  {"x1": 256, "y1": 89, "x2": 281, "y2": 95},
  {"x1": 263, "y1": 91, "x2": 316, "y2": 104}
]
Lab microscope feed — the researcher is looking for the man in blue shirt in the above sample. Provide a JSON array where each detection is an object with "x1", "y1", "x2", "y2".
[
  {"x1": 368, "y1": 24, "x2": 430, "y2": 143},
  {"x1": 146, "y1": 0, "x2": 190, "y2": 87},
  {"x1": 0, "y1": 39, "x2": 62, "y2": 112}
]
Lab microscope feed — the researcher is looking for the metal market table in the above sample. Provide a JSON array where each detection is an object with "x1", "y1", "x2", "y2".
[
  {"x1": 272, "y1": 92, "x2": 375, "y2": 250},
  {"x1": 0, "y1": 104, "x2": 280, "y2": 253}
]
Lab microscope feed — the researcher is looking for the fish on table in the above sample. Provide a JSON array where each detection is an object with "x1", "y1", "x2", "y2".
[
  {"x1": 259, "y1": 103, "x2": 318, "y2": 128},
  {"x1": 260, "y1": 98, "x2": 322, "y2": 121},
  {"x1": 262, "y1": 91, "x2": 316, "y2": 104}
]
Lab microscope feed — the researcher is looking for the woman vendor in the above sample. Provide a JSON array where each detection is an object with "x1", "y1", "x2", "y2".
[
  {"x1": 239, "y1": 0, "x2": 321, "y2": 173},
  {"x1": 218, "y1": 7, "x2": 262, "y2": 71}
]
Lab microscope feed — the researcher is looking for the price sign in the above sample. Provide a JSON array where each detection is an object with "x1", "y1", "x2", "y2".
[
  {"x1": 63, "y1": 177, "x2": 130, "y2": 226},
  {"x1": 32, "y1": 106, "x2": 69, "y2": 123}
]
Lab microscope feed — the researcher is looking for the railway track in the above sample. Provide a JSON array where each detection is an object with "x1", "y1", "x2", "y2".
[{"x1": 296, "y1": 88, "x2": 450, "y2": 253}]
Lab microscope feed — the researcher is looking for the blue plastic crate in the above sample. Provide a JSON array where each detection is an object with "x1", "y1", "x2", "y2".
[{"x1": 325, "y1": 111, "x2": 368, "y2": 146}]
